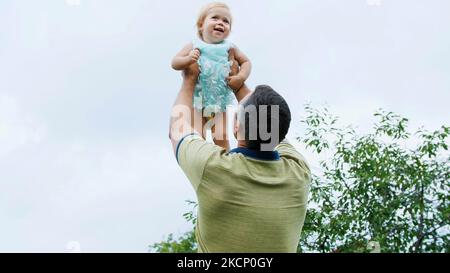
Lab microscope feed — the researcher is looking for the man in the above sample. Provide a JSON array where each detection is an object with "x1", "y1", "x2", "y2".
[{"x1": 168, "y1": 61, "x2": 311, "y2": 253}]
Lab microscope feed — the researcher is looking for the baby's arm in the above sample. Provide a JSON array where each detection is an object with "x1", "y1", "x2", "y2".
[
  {"x1": 227, "y1": 46, "x2": 252, "y2": 91},
  {"x1": 171, "y1": 43, "x2": 200, "y2": 71}
]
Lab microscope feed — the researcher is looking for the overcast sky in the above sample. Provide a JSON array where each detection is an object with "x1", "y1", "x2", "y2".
[{"x1": 0, "y1": 0, "x2": 449, "y2": 252}]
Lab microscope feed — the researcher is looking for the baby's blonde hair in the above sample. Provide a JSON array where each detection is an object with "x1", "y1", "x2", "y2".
[{"x1": 196, "y1": 2, "x2": 233, "y2": 39}]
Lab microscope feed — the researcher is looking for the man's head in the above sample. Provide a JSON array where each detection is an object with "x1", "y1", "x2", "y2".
[{"x1": 234, "y1": 85, "x2": 291, "y2": 151}]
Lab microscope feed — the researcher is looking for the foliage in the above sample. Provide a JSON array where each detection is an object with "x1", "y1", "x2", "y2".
[
  {"x1": 149, "y1": 231, "x2": 197, "y2": 253},
  {"x1": 297, "y1": 105, "x2": 449, "y2": 253},
  {"x1": 149, "y1": 200, "x2": 198, "y2": 253}
]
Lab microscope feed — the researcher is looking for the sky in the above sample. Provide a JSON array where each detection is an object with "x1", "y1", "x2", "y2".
[{"x1": 0, "y1": 0, "x2": 449, "y2": 252}]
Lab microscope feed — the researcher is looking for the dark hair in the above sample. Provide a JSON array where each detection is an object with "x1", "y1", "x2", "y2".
[{"x1": 241, "y1": 85, "x2": 291, "y2": 150}]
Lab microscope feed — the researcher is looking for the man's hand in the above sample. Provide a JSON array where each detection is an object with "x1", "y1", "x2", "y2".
[
  {"x1": 228, "y1": 47, "x2": 240, "y2": 76},
  {"x1": 227, "y1": 48, "x2": 244, "y2": 92},
  {"x1": 227, "y1": 75, "x2": 245, "y2": 91}
]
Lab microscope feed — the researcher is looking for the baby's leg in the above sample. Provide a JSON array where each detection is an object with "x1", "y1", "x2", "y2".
[{"x1": 211, "y1": 112, "x2": 230, "y2": 151}]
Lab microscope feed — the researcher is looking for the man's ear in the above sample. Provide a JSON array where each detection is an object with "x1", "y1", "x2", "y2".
[
  {"x1": 233, "y1": 113, "x2": 239, "y2": 138},
  {"x1": 233, "y1": 114, "x2": 245, "y2": 141}
]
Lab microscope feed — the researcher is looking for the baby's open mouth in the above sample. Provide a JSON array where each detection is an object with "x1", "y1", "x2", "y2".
[{"x1": 213, "y1": 27, "x2": 224, "y2": 33}]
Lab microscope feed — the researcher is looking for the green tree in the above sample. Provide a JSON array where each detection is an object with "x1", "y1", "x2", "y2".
[
  {"x1": 149, "y1": 231, "x2": 197, "y2": 253},
  {"x1": 152, "y1": 106, "x2": 449, "y2": 253},
  {"x1": 150, "y1": 201, "x2": 198, "y2": 253},
  {"x1": 298, "y1": 105, "x2": 449, "y2": 253}
]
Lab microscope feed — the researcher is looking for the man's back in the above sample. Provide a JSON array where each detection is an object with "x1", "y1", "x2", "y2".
[{"x1": 177, "y1": 134, "x2": 311, "y2": 253}]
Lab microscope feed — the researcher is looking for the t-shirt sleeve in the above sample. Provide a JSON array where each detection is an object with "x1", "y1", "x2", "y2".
[
  {"x1": 176, "y1": 134, "x2": 224, "y2": 191},
  {"x1": 275, "y1": 139, "x2": 311, "y2": 176}
]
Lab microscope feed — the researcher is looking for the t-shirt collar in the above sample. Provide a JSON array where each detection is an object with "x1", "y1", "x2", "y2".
[{"x1": 229, "y1": 147, "x2": 280, "y2": 161}]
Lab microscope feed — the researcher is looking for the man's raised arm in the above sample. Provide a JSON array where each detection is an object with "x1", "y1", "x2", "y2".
[{"x1": 168, "y1": 64, "x2": 201, "y2": 154}]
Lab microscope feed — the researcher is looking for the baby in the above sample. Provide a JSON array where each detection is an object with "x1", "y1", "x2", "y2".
[{"x1": 171, "y1": 2, "x2": 251, "y2": 151}]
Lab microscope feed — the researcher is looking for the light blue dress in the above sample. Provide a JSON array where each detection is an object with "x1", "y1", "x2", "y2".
[{"x1": 192, "y1": 38, "x2": 235, "y2": 114}]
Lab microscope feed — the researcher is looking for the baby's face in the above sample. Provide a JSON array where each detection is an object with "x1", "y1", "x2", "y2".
[{"x1": 201, "y1": 7, "x2": 231, "y2": 44}]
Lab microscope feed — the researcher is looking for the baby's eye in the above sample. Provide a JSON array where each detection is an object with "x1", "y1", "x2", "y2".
[{"x1": 223, "y1": 19, "x2": 230, "y2": 24}]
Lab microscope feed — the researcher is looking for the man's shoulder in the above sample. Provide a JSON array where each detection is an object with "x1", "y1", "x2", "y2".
[
  {"x1": 177, "y1": 134, "x2": 224, "y2": 164},
  {"x1": 177, "y1": 134, "x2": 229, "y2": 191},
  {"x1": 275, "y1": 140, "x2": 311, "y2": 175}
]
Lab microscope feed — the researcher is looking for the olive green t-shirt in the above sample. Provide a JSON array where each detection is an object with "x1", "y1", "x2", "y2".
[{"x1": 177, "y1": 134, "x2": 311, "y2": 253}]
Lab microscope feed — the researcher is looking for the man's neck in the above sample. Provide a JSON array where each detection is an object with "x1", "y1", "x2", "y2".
[
  {"x1": 237, "y1": 141, "x2": 247, "y2": 149},
  {"x1": 236, "y1": 141, "x2": 278, "y2": 152}
]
